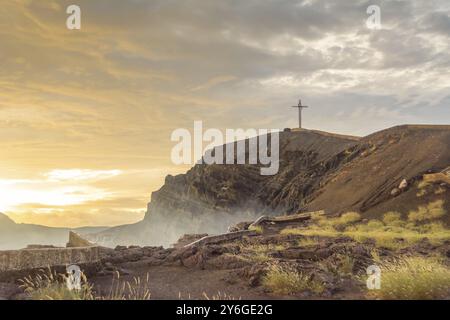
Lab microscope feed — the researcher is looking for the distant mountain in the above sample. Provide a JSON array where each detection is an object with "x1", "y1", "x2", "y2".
[
  {"x1": 91, "y1": 125, "x2": 449, "y2": 248},
  {"x1": 0, "y1": 212, "x2": 15, "y2": 227},
  {"x1": 0, "y1": 213, "x2": 109, "y2": 250}
]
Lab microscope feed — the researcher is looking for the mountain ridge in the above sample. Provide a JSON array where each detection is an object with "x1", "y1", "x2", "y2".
[{"x1": 0, "y1": 213, "x2": 109, "y2": 250}]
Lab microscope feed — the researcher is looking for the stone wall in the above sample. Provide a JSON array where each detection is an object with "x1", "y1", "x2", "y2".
[{"x1": 0, "y1": 246, "x2": 101, "y2": 272}]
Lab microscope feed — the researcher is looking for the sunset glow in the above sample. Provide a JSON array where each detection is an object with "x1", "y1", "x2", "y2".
[{"x1": 1, "y1": 0, "x2": 448, "y2": 227}]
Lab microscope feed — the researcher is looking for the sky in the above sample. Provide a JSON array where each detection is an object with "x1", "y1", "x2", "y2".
[{"x1": 0, "y1": 0, "x2": 449, "y2": 227}]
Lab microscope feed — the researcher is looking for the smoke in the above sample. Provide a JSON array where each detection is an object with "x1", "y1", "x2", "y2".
[{"x1": 88, "y1": 205, "x2": 265, "y2": 248}]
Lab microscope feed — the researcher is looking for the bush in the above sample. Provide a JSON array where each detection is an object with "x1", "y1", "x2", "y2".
[{"x1": 369, "y1": 256, "x2": 450, "y2": 300}]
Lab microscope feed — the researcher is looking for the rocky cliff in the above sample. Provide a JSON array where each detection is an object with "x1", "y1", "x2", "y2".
[{"x1": 91, "y1": 125, "x2": 450, "y2": 248}]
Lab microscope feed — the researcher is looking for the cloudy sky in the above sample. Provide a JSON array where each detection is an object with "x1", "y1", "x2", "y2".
[{"x1": 0, "y1": 0, "x2": 449, "y2": 227}]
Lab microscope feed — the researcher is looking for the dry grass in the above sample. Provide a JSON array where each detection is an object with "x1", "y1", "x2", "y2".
[
  {"x1": 416, "y1": 189, "x2": 427, "y2": 197},
  {"x1": 202, "y1": 291, "x2": 240, "y2": 300},
  {"x1": 313, "y1": 212, "x2": 361, "y2": 229},
  {"x1": 104, "y1": 271, "x2": 151, "y2": 300},
  {"x1": 262, "y1": 264, "x2": 324, "y2": 295},
  {"x1": 281, "y1": 200, "x2": 449, "y2": 250},
  {"x1": 320, "y1": 254, "x2": 354, "y2": 277},
  {"x1": 382, "y1": 212, "x2": 402, "y2": 225},
  {"x1": 368, "y1": 256, "x2": 450, "y2": 300},
  {"x1": 297, "y1": 237, "x2": 319, "y2": 247},
  {"x1": 249, "y1": 225, "x2": 264, "y2": 234},
  {"x1": 237, "y1": 243, "x2": 286, "y2": 263},
  {"x1": 20, "y1": 268, "x2": 151, "y2": 300},
  {"x1": 20, "y1": 268, "x2": 94, "y2": 300},
  {"x1": 408, "y1": 200, "x2": 446, "y2": 222}
]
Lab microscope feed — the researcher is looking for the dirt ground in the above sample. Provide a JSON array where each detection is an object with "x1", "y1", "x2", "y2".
[{"x1": 91, "y1": 265, "x2": 274, "y2": 300}]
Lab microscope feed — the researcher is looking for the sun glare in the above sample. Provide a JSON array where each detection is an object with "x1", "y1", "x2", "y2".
[{"x1": 0, "y1": 169, "x2": 121, "y2": 213}]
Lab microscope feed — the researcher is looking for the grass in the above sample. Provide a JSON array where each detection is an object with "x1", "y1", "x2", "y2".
[
  {"x1": 313, "y1": 212, "x2": 361, "y2": 230},
  {"x1": 408, "y1": 200, "x2": 446, "y2": 222},
  {"x1": 417, "y1": 180, "x2": 430, "y2": 189},
  {"x1": 248, "y1": 225, "x2": 264, "y2": 234},
  {"x1": 416, "y1": 189, "x2": 427, "y2": 197},
  {"x1": 262, "y1": 264, "x2": 324, "y2": 295},
  {"x1": 105, "y1": 271, "x2": 151, "y2": 300},
  {"x1": 20, "y1": 268, "x2": 94, "y2": 300},
  {"x1": 20, "y1": 269, "x2": 151, "y2": 300},
  {"x1": 368, "y1": 256, "x2": 450, "y2": 300},
  {"x1": 281, "y1": 200, "x2": 449, "y2": 250},
  {"x1": 382, "y1": 211, "x2": 402, "y2": 225},
  {"x1": 236, "y1": 243, "x2": 286, "y2": 263},
  {"x1": 202, "y1": 291, "x2": 240, "y2": 300},
  {"x1": 297, "y1": 237, "x2": 319, "y2": 247},
  {"x1": 320, "y1": 254, "x2": 354, "y2": 277}
]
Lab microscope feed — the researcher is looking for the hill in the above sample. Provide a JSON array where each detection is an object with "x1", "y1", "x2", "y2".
[
  {"x1": 0, "y1": 213, "x2": 108, "y2": 250},
  {"x1": 90, "y1": 125, "x2": 450, "y2": 247}
]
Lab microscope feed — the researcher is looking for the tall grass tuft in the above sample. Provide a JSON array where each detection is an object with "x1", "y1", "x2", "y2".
[
  {"x1": 369, "y1": 256, "x2": 450, "y2": 300},
  {"x1": 19, "y1": 268, "x2": 94, "y2": 300},
  {"x1": 105, "y1": 271, "x2": 151, "y2": 300},
  {"x1": 262, "y1": 264, "x2": 324, "y2": 295},
  {"x1": 20, "y1": 268, "x2": 151, "y2": 300}
]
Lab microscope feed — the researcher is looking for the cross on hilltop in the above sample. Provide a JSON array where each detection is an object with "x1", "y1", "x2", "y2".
[{"x1": 291, "y1": 99, "x2": 309, "y2": 129}]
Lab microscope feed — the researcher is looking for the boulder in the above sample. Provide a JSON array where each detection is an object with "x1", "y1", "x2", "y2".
[{"x1": 398, "y1": 179, "x2": 408, "y2": 190}]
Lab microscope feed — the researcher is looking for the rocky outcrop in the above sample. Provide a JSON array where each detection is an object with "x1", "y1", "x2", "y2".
[{"x1": 66, "y1": 231, "x2": 95, "y2": 248}]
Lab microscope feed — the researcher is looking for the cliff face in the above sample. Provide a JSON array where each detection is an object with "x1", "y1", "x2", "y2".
[
  {"x1": 90, "y1": 125, "x2": 450, "y2": 248},
  {"x1": 146, "y1": 129, "x2": 359, "y2": 220}
]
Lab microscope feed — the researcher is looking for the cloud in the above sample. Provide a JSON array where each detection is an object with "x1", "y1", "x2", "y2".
[
  {"x1": 45, "y1": 169, "x2": 122, "y2": 182},
  {"x1": 0, "y1": 0, "x2": 449, "y2": 226}
]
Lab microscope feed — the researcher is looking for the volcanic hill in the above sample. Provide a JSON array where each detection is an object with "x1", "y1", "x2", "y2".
[{"x1": 90, "y1": 125, "x2": 450, "y2": 247}]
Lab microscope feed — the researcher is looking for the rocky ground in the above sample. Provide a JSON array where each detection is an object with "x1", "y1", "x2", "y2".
[
  {"x1": 3, "y1": 214, "x2": 448, "y2": 300},
  {"x1": 92, "y1": 234, "x2": 448, "y2": 299}
]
